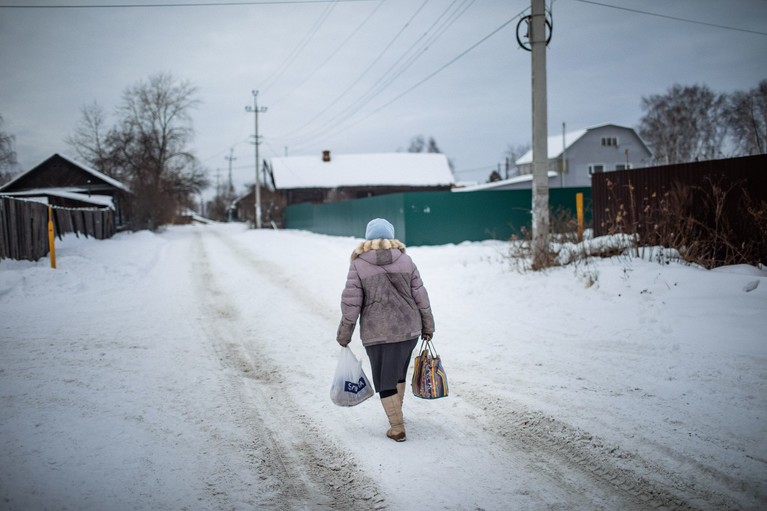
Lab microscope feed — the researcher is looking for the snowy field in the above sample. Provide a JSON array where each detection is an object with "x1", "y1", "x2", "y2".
[{"x1": 1, "y1": 222, "x2": 765, "y2": 510}]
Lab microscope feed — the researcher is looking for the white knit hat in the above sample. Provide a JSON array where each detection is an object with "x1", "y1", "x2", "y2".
[{"x1": 365, "y1": 218, "x2": 395, "y2": 240}]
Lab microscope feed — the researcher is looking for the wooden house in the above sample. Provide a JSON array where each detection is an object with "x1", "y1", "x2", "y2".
[
  {"x1": 0, "y1": 153, "x2": 132, "y2": 227},
  {"x1": 266, "y1": 151, "x2": 455, "y2": 206}
]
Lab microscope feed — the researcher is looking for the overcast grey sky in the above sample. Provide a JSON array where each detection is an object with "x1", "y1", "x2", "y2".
[{"x1": 1, "y1": 0, "x2": 765, "y2": 190}]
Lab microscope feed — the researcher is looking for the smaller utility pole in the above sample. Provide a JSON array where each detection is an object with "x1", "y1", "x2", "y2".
[
  {"x1": 561, "y1": 122, "x2": 567, "y2": 188},
  {"x1": 225, "y1": 148, "x2": 236, "y2": 196},
  {"x1": 245, "y1": 90, "x2": 267, "y2": 228}
]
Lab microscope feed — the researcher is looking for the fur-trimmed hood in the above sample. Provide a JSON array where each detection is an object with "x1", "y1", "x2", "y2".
[{"x1": 351, "y1": 238, "x2": 406, "y2": 260}]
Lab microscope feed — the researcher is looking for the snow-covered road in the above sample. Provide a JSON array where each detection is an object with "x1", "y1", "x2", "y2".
[{"x1": 2, "y1": 224, "x2": 765, "y2": 510}]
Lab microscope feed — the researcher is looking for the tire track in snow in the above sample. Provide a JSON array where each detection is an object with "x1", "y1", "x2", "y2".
[
  {"x1": 197, "y1": 228, "x2": 670, "y2": 509},
  {"x1": 458, "y1": 386, "x2": 738, "y2": 510},
  {"x1": 197, "y1": 227, "x2": 710, "y2": 510},
  {"x1": 206, "y1": 227, "x2": 336, "y2": 322},
  {"x1": 487, "y1": 296, "x2": 754, "y2": 508},
  {"x1": 190, "y1": 230, "x2": 387, "y2": 510}
]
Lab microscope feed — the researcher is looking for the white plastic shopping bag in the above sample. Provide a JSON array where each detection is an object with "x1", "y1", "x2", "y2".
[{"x1": 330, "y1": 347, "x2": 374, "y2": 406}]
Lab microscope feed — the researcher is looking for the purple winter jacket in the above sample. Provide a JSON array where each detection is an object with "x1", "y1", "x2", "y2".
[{"x1": 337, "y1": 239, "x2": 435, "y2": 347}]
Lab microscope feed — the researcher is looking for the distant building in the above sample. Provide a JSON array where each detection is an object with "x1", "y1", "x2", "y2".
[
  {"x1": 458, "y1": 124, "x2": 652, "y2": 192},
  {"x1": 515, "y1": 124, "x2": 653, "y2": 188},
  {"x1": 231, "y1": 184, "x2": 285, "y2": 228},
  {"x1": 0, "y1": 153, "x2": 131, "y2": 227},
  {"x1": 452, "y1": 172, "x2": 561, "y2": 192},
  {"x1": 266, "y1": 151, "x2": 455, "y2": 205}
]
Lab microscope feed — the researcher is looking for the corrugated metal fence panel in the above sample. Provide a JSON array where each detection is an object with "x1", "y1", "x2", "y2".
[
  {"x1": 284, "y1": 188, "x2": 592, "y2": 246},
  {"x1": 591, "y1": 154, "x2": 767, "y2": 237},
  {"x1": 402, "y1": 191, "x2": 531, "y2": 245},
  {"x1": 283, "y1": 202, "x2": 315, "y2": 232},
  {"x1": 285, "y1": 194, "x2": 406, "y2": 239}
]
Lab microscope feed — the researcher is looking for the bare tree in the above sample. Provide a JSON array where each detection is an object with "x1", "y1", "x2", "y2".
[
  {"x1": 68, "y1": 73, "x2": 209, "y2": 230},
  {"x1": 404, "y1": 134, "x2": 454, "y2": 171},
  {"x1": 0, "y1": 114, "x2": 19, "y2": 185},
  {"x1": 405, "y1": 135, "x2": 444, "y2": 154},
  {"x1": 426, "y1": 137, "x2": 441, "y2": 154},
  {"x1": 726, "y1": 79, "x2": 767, "y2": 156},
  {"x1": 638, "y1": 84, "x2": 728, "y2": 165},
  {"x1": 407, "y1": 135, "x2": 426, "y2": 153},
  {"x1": 504, "y1": 143, "x2": 531, "y2": 177},
  {"x1": 65, "y1": 102, "x2": 114, "y2": 174}
]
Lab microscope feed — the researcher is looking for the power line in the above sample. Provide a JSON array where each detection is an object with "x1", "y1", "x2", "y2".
[
  {"x1": 271, "y1": 0, "x2": 431, "y2": 140},
  {"x1": 280, "y1": 0, "x2": 474, "y2": 143},
  {"x1": 347, "y1": 0, "x2": 475, "y2": 114},
  {"x1": 283, "y1": 0, "x2": 766, "y2": 151},
  {"x1": 269, "y1": 0, "x2": 386, "y2": 107},
  {"x1": 200, "y1": 0, "x2": 763, "y2": 163},
  {"x1": 571, "y1": 0, "x2": 767, "y2": 36},
  {"x1": 453, "y1": 164, "x2": 496, "y2": 175},
  {"x1": 0, "y1": 0, "x2": 373, "y2": 8},
  {"x1": 305, "y1": 0, "x2": 475, "y2": 139},
  {"x1": 257, "y1": 0, "x2": 339, "y2": 95},
  {"x1": 288, "y1": 8, "x2": 525, "y2": 150}
]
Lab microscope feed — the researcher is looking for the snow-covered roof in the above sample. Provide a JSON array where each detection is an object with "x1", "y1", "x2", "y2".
[
  {"x1": 452, "y1": 172, "x2": 559, "y2": 192},
  {"x1": 516, "y1": 129, "x2": 588, "y2": 165},
  {"x1": 270, "y1": 152, "x2": 455, "y2": 190},
  {"x1": 0, "y1": 188, "x2": 116, "y2": 208},
  {"x1": 0, "y1": 153, "x2": 131, "y2": 194},
  {"x1": 516, "y1": 123, "x2": 650, "y2": 165},
  {"x1": 56, "y1": 153, "x2": 131, "y2": 193}
]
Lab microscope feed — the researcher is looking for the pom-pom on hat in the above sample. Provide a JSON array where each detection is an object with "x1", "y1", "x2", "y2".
[{"x1": 365, "y1": 218, "x2": 395, "y2": 240}]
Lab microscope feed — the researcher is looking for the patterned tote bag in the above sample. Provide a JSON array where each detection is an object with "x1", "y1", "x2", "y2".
[{"x1": 411, "y1": 338, "x2": 449, "y2": 399}]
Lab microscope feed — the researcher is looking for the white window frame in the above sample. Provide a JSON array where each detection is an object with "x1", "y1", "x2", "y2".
[{"x1": 588, "y1": 164, "x2": 605, "y2": 175}]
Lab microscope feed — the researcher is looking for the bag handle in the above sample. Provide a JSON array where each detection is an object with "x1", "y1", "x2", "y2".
[{"x1": 418, "y1": 337, "x2": 439, "y2": 358}]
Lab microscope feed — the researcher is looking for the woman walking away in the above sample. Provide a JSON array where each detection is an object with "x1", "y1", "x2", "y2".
[{"x1": 337, "y1": 218, "x2": 435, "y2": 442}]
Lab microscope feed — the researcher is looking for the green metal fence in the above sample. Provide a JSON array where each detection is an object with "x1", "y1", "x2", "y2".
[{"x1": 285, "y1": 188, "x2": 592, "y2": 246}]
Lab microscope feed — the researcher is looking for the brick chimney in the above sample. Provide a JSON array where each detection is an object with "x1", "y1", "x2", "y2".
[{"x1": 322, "y1": 150, "x2": 331, "y2": 162}]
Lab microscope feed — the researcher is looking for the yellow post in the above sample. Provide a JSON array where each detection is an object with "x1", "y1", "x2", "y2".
[
  {"x1": 576, "y1": 192, "x2": 584, "y2": 242},
  {"x1": 48, "y1": 205, "x2": 56, "y2": 269}
]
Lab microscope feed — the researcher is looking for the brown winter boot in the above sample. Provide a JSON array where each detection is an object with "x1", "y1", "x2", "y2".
[
  {"x1": 381, "y1": 395, "x2": 406, "y2": 442},
  {"x1": 396, "y1": 382, "x2": 406, "y2": 408}
]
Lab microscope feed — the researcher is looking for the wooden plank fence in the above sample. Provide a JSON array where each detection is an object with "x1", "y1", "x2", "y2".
[{"x1": 0, "y1": 196, "x2": 116, "y2": 262}]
